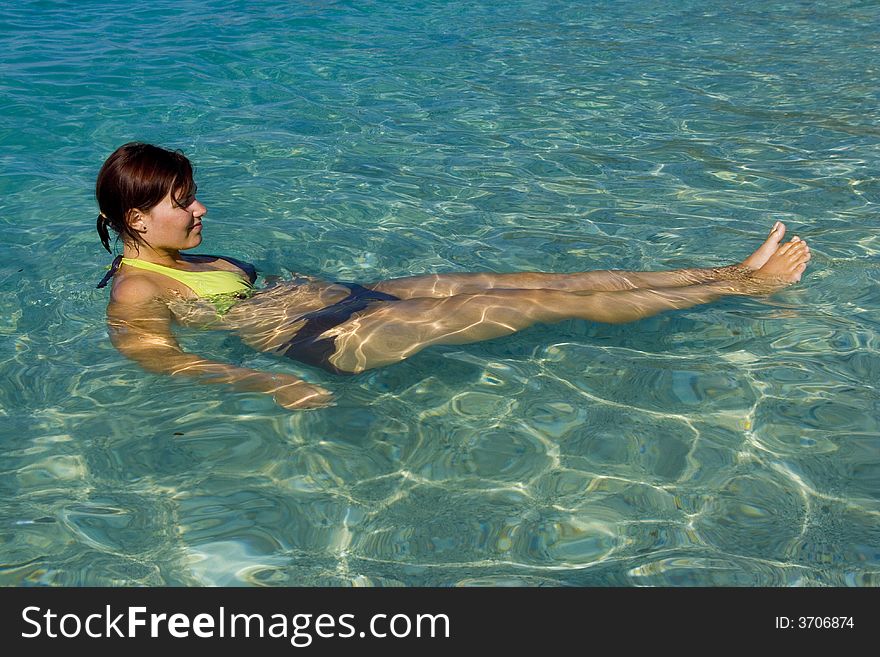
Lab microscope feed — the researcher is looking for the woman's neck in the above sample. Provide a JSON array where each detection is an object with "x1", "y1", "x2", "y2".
[{"x1": 122, "y1": 243, "x2": 185, "y2": 267}]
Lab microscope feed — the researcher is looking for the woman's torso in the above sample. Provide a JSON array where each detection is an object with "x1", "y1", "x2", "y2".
[{"x1": 112, "y1": 254, "x2": 359, "y2": 349}]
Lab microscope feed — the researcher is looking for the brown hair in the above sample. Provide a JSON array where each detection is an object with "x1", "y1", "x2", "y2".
[{"x1": 95, "y1": 142, "x2": 196, "y2": 253}]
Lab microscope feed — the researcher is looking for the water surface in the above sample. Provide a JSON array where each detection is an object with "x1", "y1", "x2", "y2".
[{"x1": 1, "y1": 0, "x2": 878, "y2": 586}]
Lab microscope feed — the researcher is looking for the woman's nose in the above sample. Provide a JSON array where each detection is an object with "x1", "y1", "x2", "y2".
[{"x1": 192, "y1": 199, "x2": 207, "y2": 217}]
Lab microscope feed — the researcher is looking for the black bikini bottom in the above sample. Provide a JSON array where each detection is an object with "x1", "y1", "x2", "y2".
[{"x1": 277, "y1": 283, "x2": 400, "y2": 374}]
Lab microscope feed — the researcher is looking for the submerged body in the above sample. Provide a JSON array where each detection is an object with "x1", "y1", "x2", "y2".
[
  {"x1": 97, "y1": 143, "x2": 813, "y2": 410},
  {"x1": 114, "y1": 255, "x2": 402, "y2": 374},
  {"x1": 108, "y1": 225, "x2": 811, "y2": 393}
]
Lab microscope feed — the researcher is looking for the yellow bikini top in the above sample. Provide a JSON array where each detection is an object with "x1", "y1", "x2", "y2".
[{"x1": 120, "y1": 257, "x2": 253, "y2": 296}]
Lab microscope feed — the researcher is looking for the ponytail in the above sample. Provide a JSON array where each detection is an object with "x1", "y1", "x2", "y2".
[{"x1": 97, "y1": 214, "x2": 112, "y2": 253}]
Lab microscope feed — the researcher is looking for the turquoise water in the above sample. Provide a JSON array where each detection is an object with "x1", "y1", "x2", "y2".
[{"x1": 1, "y1": 0, "x2": 878, "y2": 586}]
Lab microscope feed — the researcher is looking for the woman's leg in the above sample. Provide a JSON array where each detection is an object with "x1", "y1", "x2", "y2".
[
  {"x1": 329, "y1": 238, "x2": 810, "y2": 373},
  {"x1": 369, "y1": 266, "x2": 740, "y2": 298},
  {"x1": 368, "y1": 223, "x2": 797, "y2": 299}
]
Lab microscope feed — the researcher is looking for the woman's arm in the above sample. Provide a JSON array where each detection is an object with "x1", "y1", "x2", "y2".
[{"x1": 107, "y1": 277, "x2": 332, "y2": 410}]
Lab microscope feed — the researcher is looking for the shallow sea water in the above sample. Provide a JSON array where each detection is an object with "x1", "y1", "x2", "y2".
[{"x1": 1, "y1": 0, "x2": 878, "y2": 586}]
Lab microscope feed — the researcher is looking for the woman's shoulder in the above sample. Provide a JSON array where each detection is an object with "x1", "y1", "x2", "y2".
[{"x1": 109, "y1": 271, "x2": 167, "y2": 306}]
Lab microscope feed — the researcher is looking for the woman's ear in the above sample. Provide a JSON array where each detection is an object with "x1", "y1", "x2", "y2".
[{"x1": 126, "y1": 209, "x2": 148, "y2": 234}]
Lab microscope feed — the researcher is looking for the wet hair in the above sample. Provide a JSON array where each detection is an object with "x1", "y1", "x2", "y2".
[{"x1": 95, "y1": 142, "x2": 196, "y2": 253}]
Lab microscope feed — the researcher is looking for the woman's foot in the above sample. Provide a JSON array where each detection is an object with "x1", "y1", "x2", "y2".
[
  {"x1": 749, "y1": 237, "x2": 811, "y2": 291},
  {"x1": 740, "y1": 221, "x2": 787, "y2": 270}
]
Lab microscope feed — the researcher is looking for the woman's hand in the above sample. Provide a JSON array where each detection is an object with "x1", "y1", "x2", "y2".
[{"x1": 263, "y1": 374, "x2": 334, "y2": 410}]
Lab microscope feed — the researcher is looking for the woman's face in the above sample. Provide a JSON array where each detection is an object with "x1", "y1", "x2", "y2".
[{"x1": 137, "y1": 185, "x2": 207, "y2": 251}]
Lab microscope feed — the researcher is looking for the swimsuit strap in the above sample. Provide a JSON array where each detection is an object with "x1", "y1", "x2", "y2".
[{"x1": 96, "y1": 255, "x2": 123, "y2": 289}]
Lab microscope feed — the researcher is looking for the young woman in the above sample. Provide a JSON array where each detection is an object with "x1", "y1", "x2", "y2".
[{"x1": 96, "y1": 143, "x2": 811, "y2": 410}]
